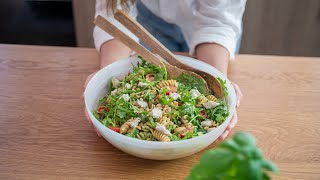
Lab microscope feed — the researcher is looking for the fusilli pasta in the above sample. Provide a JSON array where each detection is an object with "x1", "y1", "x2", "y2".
[
  {"x1": 155, "y1": 80, "x2": 177, "y2": 89},
  {"x1": 151, "y1": 129, "x2": 170, "y2": 142},
  {"x1": 207, "y1": 95, "x2": 218, "y2": 102}
]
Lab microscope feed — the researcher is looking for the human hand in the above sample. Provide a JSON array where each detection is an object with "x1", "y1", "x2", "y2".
[
  {"x1": 83, "y1": 72, "x2": 101, "y2": 137},
  {"x1": 217, "y1": 82, "x2": 243, "y2": 141}
]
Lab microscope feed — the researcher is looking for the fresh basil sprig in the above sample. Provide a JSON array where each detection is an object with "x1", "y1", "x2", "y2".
[{"x1": 187, "y1": 132, "x2": 278, "y2": 180}]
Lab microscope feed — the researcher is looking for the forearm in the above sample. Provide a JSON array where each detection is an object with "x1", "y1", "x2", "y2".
[
  {"x1": 99, "y1": 39, "x2": 132, "y2": 69},
  {"x1": 195, "y1": 43, "x2": 230, "y2": 75}
]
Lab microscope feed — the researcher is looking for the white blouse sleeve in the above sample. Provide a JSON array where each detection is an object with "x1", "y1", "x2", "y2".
[
  {"x1": 190, "y1": 0, "x2": 247, "y2": 59},
  {"x1": 93, "y1": 0, "x2": 138, "y2": 51}
]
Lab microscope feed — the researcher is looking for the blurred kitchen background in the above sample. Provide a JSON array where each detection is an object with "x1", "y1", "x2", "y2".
[{"x1": 0, "y1": 0, "x2": 319, "y2": 57}]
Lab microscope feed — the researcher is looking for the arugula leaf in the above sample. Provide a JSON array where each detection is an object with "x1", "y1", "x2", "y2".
[
  {"x1": 207, "y1": 105, "x2": 229, "y2": 124},
  {"x1": 217, "y1": 77, "x2": 228, "y2": 97},
  {"x1": 144, "y1": 92, "x2": 156, "y2": 101},
  {"x1": 160, "y1": 95, "x2": 173, "y2": 105},
  {"x1": 154, "y1": 69, "x2": 166, "y2": 80},
  {"x1": 92, "y1": 111, "x2": 100, "y2": 120},
  {"x1": 179, "y1": 103, "x2": 196, "y2": 116},
  {"x1": 148, "y1": 117, "x2": 156, "y2": 128},
  {"x1": 126, "y1": 128, "x2": 139, "y2": 138},
  {"x1": 116, "y1": 110, "x2": 126, "y2": 119},
  {"x1": 169, "y1": 134, "x2": 181, "y2": 141}
]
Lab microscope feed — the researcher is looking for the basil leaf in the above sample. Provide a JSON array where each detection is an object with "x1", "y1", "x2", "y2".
[
  {"x1": 187, "y1": 132, "x2": 279, "y2": 180},
  {"x1": 236, "y1": 159, "x2": 262, "y2": 180},
  {"x1": 262, "y1": 172, "x2": 271, "y2": 180},
  {"x1": 261, "y1": 160, "x2": 278, "y2": 173},
  {"x1": 220, "y1": 139, "x2": 240, "y2": 152},
  {"x1": 194, "y1": 148, "x2": 235, "y2": 175},
  {"x1": 234, "y1": 132, "x2": 256, "y2": 147},
  {"x1": 252, "y1": 148, "x2": 263, "y2": 159}
]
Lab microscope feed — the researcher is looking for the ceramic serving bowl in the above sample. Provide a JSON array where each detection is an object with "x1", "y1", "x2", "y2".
[{"x1": 84, "y1": 55, "x2": 236, "y2": 160}]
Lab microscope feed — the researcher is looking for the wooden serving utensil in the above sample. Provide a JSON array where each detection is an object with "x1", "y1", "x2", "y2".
[
  {"x1": 94, "y1": 15, "x2": 209, "y2": 94},
  {"x1": 114, "y1": 10, "x2": 224, "y2": 98}
]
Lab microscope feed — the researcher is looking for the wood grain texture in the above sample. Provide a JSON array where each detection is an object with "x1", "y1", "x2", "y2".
[{"x1": 0, "y1": 44, "x2": 319, "y2": 180}]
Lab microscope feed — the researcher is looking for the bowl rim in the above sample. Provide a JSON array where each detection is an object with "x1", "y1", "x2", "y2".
[{"x1": 84, "y1": 55, "x2": 237, "y2": 146}]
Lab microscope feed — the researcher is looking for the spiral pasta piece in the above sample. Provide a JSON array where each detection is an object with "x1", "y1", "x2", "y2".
[
  {"x1": 155, "y1": 80, "x2": 177, "y2": 90},
  {"x1": 180, "y1": 115, "x2": 189, "y2": 124},
  {"x1": 138, "y1": 122, "x2": 153, "y2": 132},
  {"x1": 120, "y1": 122, "x2": 130, "y2": 134},
  {"x1": 157, "y1": 116, "x2": 173, "y2": 128},
  {"x1": 196, "y1": 94, "x2": 208, "y2": 107},
  {"x1": 151, "y1": 129, "x2": 170, "y2": 142},
  {"x1": 150, "y1": 89, "x2": 157, "y2": 95},
  {"x1": 117, "y1": 87, "x2": 125, "y2": 94},
  {"x1": 207, "y1": 95, "x2": 218, "y2": 102},
  {"x1": 181, "y1": 122, "x2": 193, "y2": 129}
]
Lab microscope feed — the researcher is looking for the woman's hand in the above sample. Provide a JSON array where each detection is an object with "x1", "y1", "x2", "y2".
[
  {"x1": 217, "y1": 82, "x2": 243, "y2": 141},
  {"x1": 177, "y1": 45, "x2": 243, "y2": 141}
]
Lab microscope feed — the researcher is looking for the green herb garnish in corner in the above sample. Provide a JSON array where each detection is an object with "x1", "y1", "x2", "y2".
[{"x1": 187, "y1": 132, "x2": 279, "y2": 180}]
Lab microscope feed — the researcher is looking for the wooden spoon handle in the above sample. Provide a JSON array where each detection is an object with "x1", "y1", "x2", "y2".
[
  {"x1": 94, "y1": 15, "x2": 164, "y2": 67},
  {"x1": 114, "y1": 10, "x2": 191, "y2": 70}
]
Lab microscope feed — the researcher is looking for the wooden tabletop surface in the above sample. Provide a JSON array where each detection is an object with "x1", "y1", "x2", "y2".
[{"x1": 0, "y1": 44, "x2": 319, "y2": 180}]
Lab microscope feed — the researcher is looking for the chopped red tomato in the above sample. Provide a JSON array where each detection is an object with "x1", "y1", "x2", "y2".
[
  {"x1": 179, "y1": 133, "x2": 186, "y2": 138},
  {"x1": 178, "y1": 102, "x2": 182, "y2": 106},
  {"x1": 166, "y1": 92, "x2": 170, "y2": 96},
  {"x1": 97, "y1": 106, "x2": 106, "y2": 114},
  {"x1": 109, "y1": 126, "x2": 120, "y2": 133},
  {"x1": 96, "y1": 106, "x2": 109, "y2": 114},
  {"x1": 200, "y1": 110, "x2": 208, "y2": 119}
]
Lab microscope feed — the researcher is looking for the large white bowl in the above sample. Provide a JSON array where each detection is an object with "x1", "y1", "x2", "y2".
[{"x1": 84, "y1": 55, "x2": 236, "y2": 160}]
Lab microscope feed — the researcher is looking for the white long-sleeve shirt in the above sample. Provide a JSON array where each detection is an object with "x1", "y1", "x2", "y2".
[{"x1": 94, "y1": 0, "x2": 246, "y2": 59}]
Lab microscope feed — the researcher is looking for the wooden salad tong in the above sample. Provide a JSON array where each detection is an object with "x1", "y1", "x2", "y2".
[{"x1": 95, "y1": 11, "x2": 224, "y2": 97}]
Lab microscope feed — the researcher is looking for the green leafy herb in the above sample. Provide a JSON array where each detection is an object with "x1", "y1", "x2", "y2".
[
  {"x1": 179, "y1": 103, "x2": 196, "y2": 116},
  {"x1": 169, "y1": 134, "x2": 181, "y2": 141},
  {"x1": 207, "y1": 105, "x2": 229, "y2": 124},
  {"x1": 160, "y1": 95, "x2": 173, "y2": 105},
  {"x1": 217, "y1": 77, "x2": 228, "y2": 98},
  {"x1": 175, "y1": 72, "x2": 207, "y2": 94},
  {"x1": 187, "y1": 132, "x2": 279, "y2": 180},
  {"x1": 126, "y1": 128, "x2": 139, "y2": 138}
]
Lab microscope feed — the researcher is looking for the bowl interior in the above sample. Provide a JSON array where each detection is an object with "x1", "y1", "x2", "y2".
[{"x1": 84, "y1": 55, "x2": 236, "y2": 147}]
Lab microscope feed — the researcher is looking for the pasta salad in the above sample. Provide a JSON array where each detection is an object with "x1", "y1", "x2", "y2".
[{"x1": 93, "y1": 56, "x2": 229, "y2": 142}]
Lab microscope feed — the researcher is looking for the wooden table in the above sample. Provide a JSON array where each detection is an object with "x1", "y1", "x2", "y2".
[{"x1": 0, "y1": 44, "x2": 319, "y2": 180}]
